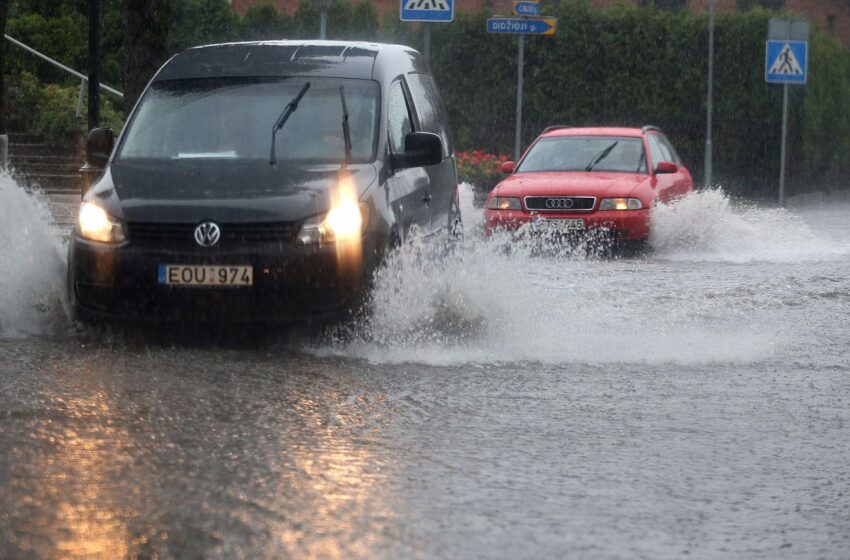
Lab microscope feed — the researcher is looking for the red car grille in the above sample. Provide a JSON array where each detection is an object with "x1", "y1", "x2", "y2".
[{"x1": 524, "y1": 196, "x2": 596, "y2": 212}]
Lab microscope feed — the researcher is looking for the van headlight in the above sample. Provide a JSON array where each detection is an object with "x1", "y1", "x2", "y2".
[
  {"x1": 77, "y1": 202, "x2": 126, "y2": 243},
  {"x1": 297, "y1": 201, "x2": 369, "y2": 246},
  {"x1": 598, "y1": 198, "x2": 643, "y2": 211}
]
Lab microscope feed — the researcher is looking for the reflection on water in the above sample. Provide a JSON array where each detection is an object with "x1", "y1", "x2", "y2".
[
  {"x1": 51, "y1": 392, "x2": 130, "y2": 559},
  {"x1": 270, "y1": 392, "x2": 404, "y2": 559},
  {"x1": 1, "y1": 344, "x2": 404, "y2": 559}
]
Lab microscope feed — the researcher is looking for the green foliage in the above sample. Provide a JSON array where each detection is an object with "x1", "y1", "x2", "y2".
[
  {"x1": 10, "y1": 72, "x2": 124, "y2": 143},
  {"x1": 5, "y1": 12, "x2": 88, "y2": 85},
  {"x1": 239, "y1": 3, "x2": 294, "y2": 40},
  {"x1": 169, "y1": 0, "x2": 240, "y2": 52}
]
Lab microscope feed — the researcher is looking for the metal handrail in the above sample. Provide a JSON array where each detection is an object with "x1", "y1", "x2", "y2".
[{"x1": 4, "y1": 34, "x2": 123, "y2": 98}]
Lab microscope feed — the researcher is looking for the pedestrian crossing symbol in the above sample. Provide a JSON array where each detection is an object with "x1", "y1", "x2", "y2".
[
  {"x1": 400, "y1": 0, "x2": 454, "y2": 22},
  {"x1": 765, "y1": 40, "x2": 807, "y2": 84}
]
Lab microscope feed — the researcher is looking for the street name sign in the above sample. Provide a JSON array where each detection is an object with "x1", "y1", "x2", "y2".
[
  {"x1": 400, "y1": 0, "x2": 454, "y2": 22},
  {"x1": 765, "y1": 40, "x2": 807, "y2": 84},
  {"x1": 487, "y1": 17, "x2": 557, "y2": 35},
  {"x1": 512, "y1": 1, "x2": 540, "y2": 16}
]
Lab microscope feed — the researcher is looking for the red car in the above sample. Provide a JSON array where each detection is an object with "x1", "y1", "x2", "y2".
[{"x1": 484, "y1": 126, "x2": 693, "y2": 247}]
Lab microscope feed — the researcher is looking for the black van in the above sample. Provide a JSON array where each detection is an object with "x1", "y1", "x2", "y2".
[{"x1": 68, "y1": 41, "x2": 462, "y2": 323}]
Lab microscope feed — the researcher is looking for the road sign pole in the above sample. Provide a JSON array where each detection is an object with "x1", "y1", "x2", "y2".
[
  {"x1": 704, "y1": 0, "x2": 715, "y2": 187},
  {"x1": 423, "y1": 23, "x2": 431, "y2": 59},
  {"x1": 779, "y1": 83, "x2": 789, "y2": 207},
  {"x1": 514, "y1": 34, "x2": 524, "y2": 162}
]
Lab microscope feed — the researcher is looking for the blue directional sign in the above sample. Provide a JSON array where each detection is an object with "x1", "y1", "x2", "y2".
[
  {"x1": 400, "y1": 0, "x2": 454, "y2": 22},
  {"x1": 765, "y1": 40, "x2": 807, "y2": 84},
  {"x1": 512, "y1": 1, "x2": 540, "y2": 16},
  {"x1": 487, "y1": 17, "x2": 557, "y2": 36}
]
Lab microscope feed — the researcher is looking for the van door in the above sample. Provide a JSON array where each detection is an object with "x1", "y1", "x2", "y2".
[
  {"x1": 385, "y1": 78, "x2": 431, "y2": 239},
  {"x1": 406, "y1": 72, "x2": 456, "y2": 236}
]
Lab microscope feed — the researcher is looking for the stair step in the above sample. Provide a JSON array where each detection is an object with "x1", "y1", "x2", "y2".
[
  {"x1": 8, "y1": 143, "x2": 74, "y2": 156},
  {"x1": 7, "y1": 133, "x2": 46, "y2": 144},
  {"x1": 12, "y1": 162, "x2": 82, "y2": 175},
  {"x1": 8, "y1": 154, "x2": 80, "y2": 165},
  {"x1": 18, "y1": 173, "x2": 81, "y2": 194}
]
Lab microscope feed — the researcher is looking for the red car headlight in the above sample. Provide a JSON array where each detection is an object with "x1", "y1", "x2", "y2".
[
  {"x1": 487, "y1": 197, "x2": 521, "y2": 211},
  {"x1": 599, "y1": 198, "x2": 643, "y2": 211}
]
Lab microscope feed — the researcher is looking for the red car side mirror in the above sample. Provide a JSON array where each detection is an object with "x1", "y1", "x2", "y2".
[
  {"x1": 500, "y1": 161, "x2": 515, "y2": 174},
  {"x1": 655, "y1": 161, "x2": 678, "y2": 174}
]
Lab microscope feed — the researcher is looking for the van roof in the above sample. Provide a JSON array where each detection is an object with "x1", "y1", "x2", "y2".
[{"x1": 154, "y1": 40, "x2": 420, "y2": 82}]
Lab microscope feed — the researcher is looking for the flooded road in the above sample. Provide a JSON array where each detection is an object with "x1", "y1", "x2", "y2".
[{"x1": 1, "y1": 173, "x2": 849, "y2": 558}]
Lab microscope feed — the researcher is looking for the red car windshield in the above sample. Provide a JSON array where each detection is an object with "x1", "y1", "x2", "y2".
[{"x1": 517, "y1": 136, "x2": 648, "y2": 174}]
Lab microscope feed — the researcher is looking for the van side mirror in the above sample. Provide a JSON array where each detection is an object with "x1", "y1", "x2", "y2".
[
  {"x1": 654, "y1": 161, "x2": 678, "y2": 175},
  {"x1": 500, "y1": 161, "x2": 515, "y2": 174},
  {"x1": 86, "y1": 128, "x2": 115, "y2": 168},
  {"x1": 391, "y1": 132, "x2": 443, "y2": 170}
]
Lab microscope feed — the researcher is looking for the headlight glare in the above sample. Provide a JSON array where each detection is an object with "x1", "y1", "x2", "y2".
[
  {"x1": 599, "y1": 197, "x2": 643, "y2": 211},
  {"x1": 297, "y1": 203, "x2": 369, "y2": 246},
  {"x1": 78, "y1": 202, "x2": 125, "y2": 243},
  {"x1": 487, "y1": 197, "x2": 521, "y2": 210}
]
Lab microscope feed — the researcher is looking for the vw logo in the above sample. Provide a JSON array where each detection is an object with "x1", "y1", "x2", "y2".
[
  {"x1": 545, "y1": 198, "x2": 574, "y2": 210},
  {"x1": 194, "y1": 222, "x2": 221, "y2": 248}
]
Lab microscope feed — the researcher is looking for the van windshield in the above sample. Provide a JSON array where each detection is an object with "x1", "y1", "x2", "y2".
[{"x1": 118, "y1": 77, "x2": 380, "y2": 164}]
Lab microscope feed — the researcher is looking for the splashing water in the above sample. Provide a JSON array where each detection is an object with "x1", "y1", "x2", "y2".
[
  {"x1": 649, "y1": 188, "x2": 848, "y2": 263},
  {"x1": 0, "y1": 172, "x2": 69, "y2": 337},
  {"x1": 317, "y1": 185, "x2": 847, "y2": 366}
]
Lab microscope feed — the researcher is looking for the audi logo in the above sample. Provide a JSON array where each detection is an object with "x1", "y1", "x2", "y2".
[
  {"x1": 544, "y1": 198, "x2": 575, "y2": 210},
  {"x1": 194, "y1": 222, "x2": 221, "y2": 248}
]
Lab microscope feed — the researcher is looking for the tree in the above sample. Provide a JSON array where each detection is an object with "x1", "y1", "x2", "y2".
[{"x1": 122, "y1": 0, "x2": 170, "y2": 110}]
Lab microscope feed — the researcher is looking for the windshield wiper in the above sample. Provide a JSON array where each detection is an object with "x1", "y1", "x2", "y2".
[
  {"x1": 585, "y1": 141, "x2": 619, "y2": 172},
  {"x1": 339, "y1": 86, "x2": 352, "y2": 167},
  {"x1": 269, "y1": 81, "x2": 311, "y2": 166}
]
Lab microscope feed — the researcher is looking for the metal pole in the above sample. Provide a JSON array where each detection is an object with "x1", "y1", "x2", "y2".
[
  {"x1": 320, "y1": 9, "x2": 327, "y2": 39},
  {"x1": 423, "y1": 23, "x2": 431, "y2": 60},
  {"x1": 704, "y1": 0, "x2": 715, "y2": 187},
  {"x1": 514, "y1": 34, "x2": 525, "y2": 162},
  {"x1": 779, "y1": 83, "x2": 789, "y2": 207},
  {"x1": 87, "y1": 0, "x2": 100, "y2": 131}
]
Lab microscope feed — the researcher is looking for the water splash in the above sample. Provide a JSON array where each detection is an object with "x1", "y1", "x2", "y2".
[
  {"x1": 649, "y1": 188, "x2": 847, "y2": 263},
  {"x1": 317, "y1": 185, "x2": 803, "y2": 366},
  {"x1": 0, "y1": 172, "x2": 69, "y2": 337}
]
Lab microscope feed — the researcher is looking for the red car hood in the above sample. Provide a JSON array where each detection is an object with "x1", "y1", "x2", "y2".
[{"x1": 492, "y1": 171, "x2": 650, "y2": 198}]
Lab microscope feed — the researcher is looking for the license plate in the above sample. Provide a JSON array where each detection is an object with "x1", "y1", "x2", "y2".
[
  {"x1": 158, "y1": 265, "x2": 253, "y2": 286},
  {"x1": 536, "y1": 218, "x2": 585, "y2": 232}
]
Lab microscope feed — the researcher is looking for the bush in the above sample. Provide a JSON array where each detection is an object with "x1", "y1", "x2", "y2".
[
  {"x1": 9, "y1": 72, "x2": 124, "y2": 143},
  {"x1": 456, "y1": 149, "x2": 512, "y2": 190}
]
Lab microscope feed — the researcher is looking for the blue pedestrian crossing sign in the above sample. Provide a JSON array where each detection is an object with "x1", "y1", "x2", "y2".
[
  {"x1": 765, "y1": 40, "x2": 807, "y2": 84},
  {"x1": 400, "y1": 0, "x2": 454, "y2": 22}
]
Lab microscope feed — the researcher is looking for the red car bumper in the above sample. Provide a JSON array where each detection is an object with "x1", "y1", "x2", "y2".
[{"x1": 484, "y1": 208, "x2": 650, "y2": 240}]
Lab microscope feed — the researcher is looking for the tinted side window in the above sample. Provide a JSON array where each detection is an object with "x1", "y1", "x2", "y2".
[
  {"x1": 657, "y1": 135, "x2": 682, "y2": 165},
  {"x1": 406, "y1": 72, "x2": 452, "y2": 156},
  {"x1": 647, "y1": 135, "x2": 665, "y2": 170},
  {"x1": 387, "y1": 80, "x2": 413, "y2": 153}
]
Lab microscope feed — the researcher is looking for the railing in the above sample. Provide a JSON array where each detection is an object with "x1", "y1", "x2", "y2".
[{"x1": 4, "y1": 34, "x2": 123, "y2": 118}]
